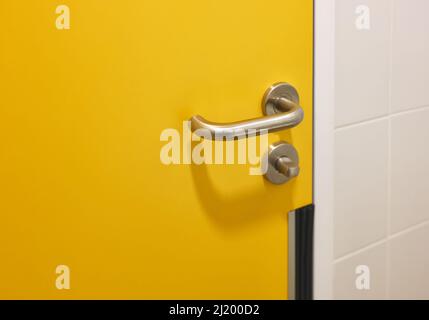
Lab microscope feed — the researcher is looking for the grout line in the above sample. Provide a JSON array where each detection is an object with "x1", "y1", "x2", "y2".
[
  {"x1": 334, "y1": 218, "x2": 429, "y2": 264},
  {"x1": 334, "y1": 238, "x2": 388, "y2": 264},
  {"x1": 386, "y1": 0, "x2": 395, "y2": 299},
  {"x1": 385, "y1": 96, "x2": 392, "y2": 294},
  {"x1": 334, "y1": 103, "x2": 429, "y2": 132},
  {"x1": 334, "y1": 115, "x2": 389, "y2": 131},
  {"x1": 386, "y1": 117, "x2": 392, "y2": 298},
  {"x1": 389, "y1": 103, "x2": 429, "y2": 119},
  {"x1": 388, "y1": 219, "x2": 429, "y2": 241}
]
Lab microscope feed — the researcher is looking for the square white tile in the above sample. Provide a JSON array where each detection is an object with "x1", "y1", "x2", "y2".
[
  {"x1": 390, "y1": 108, "x2": 429, "y2": 232},
  {"x1": 389, "y1": 223, "x2": 429, "y2": 299},
  {"x1": 334, "y1": 119, "x2": 388, "y2": 257},
  {"x1": 334, "y1": 243, "x2": 387, "y2": 299},
  {"x1": 391, "y1": 0, "x2": 429, "y2": 112},
  {"x1": 335, "y1": 0, "x2": 391, "y2": 126}
]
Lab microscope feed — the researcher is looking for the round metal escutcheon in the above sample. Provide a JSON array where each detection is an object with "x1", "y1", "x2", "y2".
[
  {"x1": 262, "y1": 82, "x2": 300, "y2": 116},
  {"x1": 264, "y1": 141, "x2": 300, "y2": 185}
]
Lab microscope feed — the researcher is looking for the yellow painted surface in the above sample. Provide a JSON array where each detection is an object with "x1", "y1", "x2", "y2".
[{"x1": 0, "y1": 1, "x2": 313, "y2": 299}]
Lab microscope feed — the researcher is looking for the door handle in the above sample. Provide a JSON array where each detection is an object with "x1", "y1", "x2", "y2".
[{"x1": 190, "y1": 83, "x2": 304, "y2": 140}]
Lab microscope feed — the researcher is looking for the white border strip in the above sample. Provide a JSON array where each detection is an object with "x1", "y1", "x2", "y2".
[{"x1": 314, "y1": 0, "x2": 335, "y2": 300}]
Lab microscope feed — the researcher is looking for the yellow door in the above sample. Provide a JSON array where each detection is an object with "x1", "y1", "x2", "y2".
[{"x1": 0, "y1": 1, "x2": 313, "y2": 299}]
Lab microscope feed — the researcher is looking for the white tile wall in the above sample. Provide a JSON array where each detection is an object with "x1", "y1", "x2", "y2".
[
  {"x1": 389, "y1": 223, "x2": 429, "y2": 299},
  {"x1": 391, "y1": 0, "x2": 429, "y2": 112},
  {"x1": 391, "y1": 108, "x2": 429, "y2": 233},
  {"x1": 335, "y1": 0, "x2": 391, "y2": 127},
  {"x1": 334, "y1": 243, "x2": 387, "y2": 299},
  {"x1": 334, "y1": 120, "x2": 388, "y2": 257},
  {"x1": 332, "y1": 0, "x2": 429, "y2": 299}
]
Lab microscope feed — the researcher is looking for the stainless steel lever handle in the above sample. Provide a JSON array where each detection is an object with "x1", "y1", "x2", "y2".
[{"x1": 190, "y1": 83, "x2": 304, "y2": 140}]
